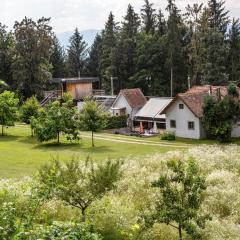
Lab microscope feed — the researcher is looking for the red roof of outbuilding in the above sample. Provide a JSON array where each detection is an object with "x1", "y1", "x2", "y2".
[{"x1": 120, "y1": 88, "x2": 147, "y2": 108}]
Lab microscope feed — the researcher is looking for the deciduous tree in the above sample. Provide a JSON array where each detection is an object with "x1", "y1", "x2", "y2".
[
  {"x1": 12, "y1": 17, "x2": 54, "y2": 98},
  {"x1": 33, "y1": 98, "x2": 79, "y2": 144},
  {"x1": 147, "y1": 158, "x2": 208, "y2": 240},
  {"x1": 38, "y1": 158, "x2": 122, "y2": 221},
  {"x1": 0, "y1": 91, "x2": 19, "y2": 136},
  {"x1": 79, "y1": 99, "x2": 107, "y2": 147}
]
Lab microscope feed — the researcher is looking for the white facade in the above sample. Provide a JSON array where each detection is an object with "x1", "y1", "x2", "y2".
[
  {"x1": 165, "y1": 99, "x2": 240, "y2": 139},
  {"x1": 165, "y1": 99, "x2": 205, "y2": 139},
  {"x1": 111, "y1": 94, "x2": 139, "y2": 120}
]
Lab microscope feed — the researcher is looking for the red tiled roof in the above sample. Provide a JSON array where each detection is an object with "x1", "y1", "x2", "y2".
[
  {"x1": 120, "y1": 88, "x2": 147, "y2": 108},
  {"x1": 161, "y1": 85, "x2": 229, "y2": 118}
]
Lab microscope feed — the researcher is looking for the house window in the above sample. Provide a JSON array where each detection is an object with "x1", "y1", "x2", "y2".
[
  {"x1": 179, "y1": 104, "x2": 184, "y2": 109},
  {"x1": 116, "y1": 112, "x2": 119, "y2": 116},
  {"x1": 188, "y1": 121, "x2": 195, "y2": 130},
  {"x1": 170, "y1": 120, "x2": 176, "y2": 128}
]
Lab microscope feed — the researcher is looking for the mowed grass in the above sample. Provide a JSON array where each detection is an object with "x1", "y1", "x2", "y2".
[{"x1": 0, "y1": 124, "x2": 181, "y2": 179}]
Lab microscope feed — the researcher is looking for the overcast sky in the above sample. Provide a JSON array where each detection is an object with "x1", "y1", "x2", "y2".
[{"x1": 1, "y1": 0, "x2": 240, "y2": 33}]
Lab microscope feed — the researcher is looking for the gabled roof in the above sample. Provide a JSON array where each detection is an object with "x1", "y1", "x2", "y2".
[
  {"x1": 135, "y1": 98, "x2": 172, "y2": 119},
  {"x1": 50, "y1": 77, "x2": 99, "y2": 84},
  {"x1": 113, "y1": 88, "x2": 147, "y2": 109},
  {"x1": 161, "y1": 85, "x2": 229, "y2": 118}
]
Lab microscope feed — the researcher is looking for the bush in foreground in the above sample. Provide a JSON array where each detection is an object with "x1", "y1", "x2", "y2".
[{"x1": 161, "y1": 131, "x2": 176, "y2": 141}]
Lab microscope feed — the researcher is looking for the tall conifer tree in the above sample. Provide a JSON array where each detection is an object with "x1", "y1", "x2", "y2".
[
  {"x1": 87, "y1": 34, "x2": 103, "y2": 78},
  {"x1": 200, "y1": 0, "x2": 229, "y2": 85},
  {"x1": 228, "y1": 18, "x2": 240, "y2": 83},
  {"x1": 50, "y1": 37, "x2": 65, "y2": 78},
  {"x1": 117, "y1": 4, "x2": 140, "y2": 90},
  {"x1": 166, "y1": 0, "x2": 188, "y2": 96},
  {"x1": 141, "y1": 0, "x2": 156, "y2": 35},
  {"x1": 100, "y1": 12, "x2": 118, "y2": 94},
  {"x1": 67, "y1": 28, "x2": 88, "y2": 77}
]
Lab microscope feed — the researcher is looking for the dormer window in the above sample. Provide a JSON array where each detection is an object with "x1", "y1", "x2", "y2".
[{"x1": 179, "y1": 104, "x2": 184, "y2": 109}]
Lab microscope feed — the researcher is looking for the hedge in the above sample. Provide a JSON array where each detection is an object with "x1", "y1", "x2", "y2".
[{"x1": 105, "y1": 115, "x2": 128, "y2": 129}]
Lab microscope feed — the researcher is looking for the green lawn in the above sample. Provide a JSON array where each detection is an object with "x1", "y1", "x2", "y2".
[{"x1": 0, "y1": 124, "x2": 184, "y2": 179}]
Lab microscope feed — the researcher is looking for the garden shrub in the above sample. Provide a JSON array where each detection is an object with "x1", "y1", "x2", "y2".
[
  {"x1": 15, "y1": 223, "x2": 102, "y2": 240},
  {"x1": 20, "y1": 96, "x2": 40, "y2": 124},
  {"x1": 161, "y1": 131, "x2": 176, "y2": 141},
  {"x1": 105, "y1": 115, "x2": 128, "y2": 129}
]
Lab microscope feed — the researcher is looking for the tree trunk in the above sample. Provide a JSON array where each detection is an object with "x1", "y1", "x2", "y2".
[
  {"x1": 1, "y1": 125, "x2": 3, "y2": 136},
  {"x1": 178, "y1": 225, "x2": 182, "y2": 240},
  {"x1": 92, "y1": 131, "x2": 94, "y2": 147},
  {"x1": 57, "y1": 132, "x2": 60, "y2": 144},
  {"x1": 81, "y1": 207, "x2": 87, "y2": 222}
]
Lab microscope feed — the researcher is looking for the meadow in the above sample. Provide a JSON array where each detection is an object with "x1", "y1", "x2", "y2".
[{"x1": 0, "y1": 124, "x2": 188, "y2": 178}]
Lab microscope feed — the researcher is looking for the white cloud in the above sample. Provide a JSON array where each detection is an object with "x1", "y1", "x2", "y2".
[{"x1": 0, "y1": 0, "x2": 239, "y2": 33}]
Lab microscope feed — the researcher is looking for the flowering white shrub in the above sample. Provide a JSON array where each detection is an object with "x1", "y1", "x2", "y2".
[{"x1": 1, "y1": 145, "x2": 240, "y2": 239}]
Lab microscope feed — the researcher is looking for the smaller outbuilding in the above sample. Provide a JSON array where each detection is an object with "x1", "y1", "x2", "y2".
[
  {"x1": 134, "y1": 98, "x2": 172, "y2": 134},
  {"x1": 111, "y1": 88, "x2": 147, "y2": 118}
]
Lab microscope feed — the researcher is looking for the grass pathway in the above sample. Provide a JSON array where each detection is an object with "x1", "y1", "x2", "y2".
[{"x1": 81, "y1": 133, "x2": 191, "y2": 148}]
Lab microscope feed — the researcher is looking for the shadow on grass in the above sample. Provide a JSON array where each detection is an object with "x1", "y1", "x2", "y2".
[
  {"x1": 32, "y1": 141, "x2": 113, "y2": 153},
  {"x1": 0, "y1": 135, "x2": 21, "y2": 142}
]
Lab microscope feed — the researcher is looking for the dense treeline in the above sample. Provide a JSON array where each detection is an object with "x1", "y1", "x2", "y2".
[{"x1": 1, "y1": 0, "x2": 240, "y2": 99}]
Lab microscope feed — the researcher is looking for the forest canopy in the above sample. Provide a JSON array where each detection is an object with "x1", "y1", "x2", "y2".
[{"x1": 0, "y1": 0, "x2": 238, "y2": 99}]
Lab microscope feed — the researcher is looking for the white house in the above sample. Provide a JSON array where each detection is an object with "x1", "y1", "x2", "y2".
[
  {"x1": 111, "y1": 88, "x2": 147, "y2": 120},
  {"x1": 134, "y1": 98, "x2": 172, "y2": 133},
  {"x1": 160, "y1": 85, "x2": 240, "y2": 139}
]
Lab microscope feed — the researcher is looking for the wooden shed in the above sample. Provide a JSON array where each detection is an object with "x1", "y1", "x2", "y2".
[{"x1": 49, "y1": 77, "x2": 103, "y2": 100}]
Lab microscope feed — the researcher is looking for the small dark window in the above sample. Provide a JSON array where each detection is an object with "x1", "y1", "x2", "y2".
[
  {"x1": 170, "y1": 120, "x2": 176, "y2": 128},
  {"x1": 179, "y1": 104, "x2": 184, "y2": 109},
  {"x1": 188, "y1": 121, "x2": 195, "y2": 130},
  {"x1": 116, "y1": 112, "x2": 119, "y2": 116}
]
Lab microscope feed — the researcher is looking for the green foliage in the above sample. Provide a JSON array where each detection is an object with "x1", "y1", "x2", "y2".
[
  {"x1": 67, "y1": 28, "x2": 88, "y2": 77},
  {"x1": 202, "y1": 95, "x2": 240, "y2": 142},
  {"x1": 38, "y1": 158, "x2": 122, "y2": 221},
  {"x1": 86, "y1": 34, "x2": 103, "y2": 77},
  {"x1": 0, "y1": 202, "x2": 18, "y2": 239},
  {"x1": 15, "y1": 223, "x2": 102, "y2": 240},
  {"x1": 141, "y1": 0, "x2": 157, "y2": 35},
  {"x1": 0, "y1": 91, "x2": 19, "y2": 136},
  {"x1": 228, "y1": 19, "x2": 240, "y2": 83},
  {"x1": 117, "y1": 4, "x2": 140, "y2": 90},
  {"x1": 161, "y1": 131, "x2": 176, "y2": 141},
  {"x1": 79, "y1": 99, "x2": 107, "y2": 147},
  {"x1": 228, "y1": 83, "x2": 239, "y2": 97},
  {"x1": 20, "y1": 96, "x2": 40, "y2": 124},
  {"x1": 0, "y1": 80, "x2": 9, "y2": 93},
  {"x1": 12, "y1": 17, "x2": 54, "y2": 98},
  {"x1": 105, "y1": 115, "x2": 128, "y2": 129},
  {"x1": 148, "y1": 158, "x2": 208, "y2": 240},
  {"x1": 0, "y1": 24, "x2": 13, "y2": 87},
  {"x1": 50, "y1": 37, "x2": 66, "y2": 78},
  {"x1": 32, "y1": 99, "x2": 80, "y2": 144},
  {"x1": 100, "y1": 12, "x2": 118, "y2": 94}
]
